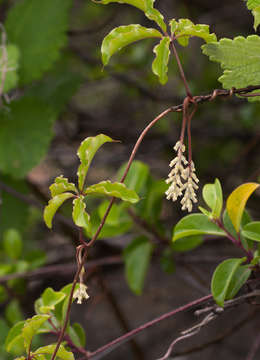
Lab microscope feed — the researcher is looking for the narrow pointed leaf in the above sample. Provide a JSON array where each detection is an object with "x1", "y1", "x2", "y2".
[
  {"x1": 211, "y1": 258, "x2": 246, "y2": 307},
  {"x1": 123, "y1": 236, "x2": 154, "y2": 295},
  {"x1": 34, "y1": 344, "x2": 74, "y2": 360},
  {"x1": 72, "y1": 196, "x2": 91, "y2": 230},
  {"x1": 43, "y1": 192, "x2": 74, "y2": 229},
  {"x1": 202, "y1": 178, "x2": 223, "y2": 219},
  {"x1": 152, "y1": 37, "x2": 170, "y2": 84},
  {"x1": 101, "y1": 25, "x2": 162, "y2": 66},
  {"x1": 242, "y1": 221, "x2": 260, "y2": 242},
  {"x1": 50, "y1": 176, "x2": 77, "y2": 197},
  {"x1": 173, "y1": 214, "x2": 225, "y2": 241},
  {"x1": 77, "y1": 134, "x2": 114, "y2": 191},
  {"x1": 85, "y1": 180, "x2": 139, "y2": 203},
  {"x1": 22, "y1": 315, "x2": 50, "y2": 353},
  {"x1": 226, "y1": 182, "x2": 259, "y2": 232},
  {"x1": 170, "y1": 18, "x2": 217, "y2": 47}
]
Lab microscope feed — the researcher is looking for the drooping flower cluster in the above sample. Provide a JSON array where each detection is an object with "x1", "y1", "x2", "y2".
[
  {"x1": 165, "y1": 141, "x2": 199, "y2": 212},
  {"x1": 73, "y1": 283, "x2": 89, "y2": 304}
]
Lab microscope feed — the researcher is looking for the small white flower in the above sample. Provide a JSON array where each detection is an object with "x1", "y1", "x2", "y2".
[{"x1": 73, "y1": 283, "x2": 89, "y2": 304}]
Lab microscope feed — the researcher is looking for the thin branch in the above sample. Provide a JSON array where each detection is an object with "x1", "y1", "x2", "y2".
[
  {"x1": 87, "y1": 294, "x2": 212, "y2": 360},
  {"x1": 174, "y1": 310, "x2": 257, "y2": 357}
]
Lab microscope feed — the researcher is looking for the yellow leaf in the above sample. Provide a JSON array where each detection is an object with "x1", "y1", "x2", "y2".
[{"x1": 226, "y1": 183, "x2": 259, "y2": 232}]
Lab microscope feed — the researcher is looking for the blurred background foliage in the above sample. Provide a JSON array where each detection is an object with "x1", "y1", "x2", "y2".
[{"x1": 0, "y1": 0, "x2": 259, "y2": 359}]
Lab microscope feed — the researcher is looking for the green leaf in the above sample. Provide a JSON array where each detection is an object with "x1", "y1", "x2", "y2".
[
  {"x1": 170, "y1": 18, "x2": 217, "y2": 47},
  {"x1": 5, "y1": 0, "x2": 72, "y2": 84},
  {"x1": 123, "y1": 236, "x2": 154, "y2": 295},
  {"x1": 223, "y1": 209, "x2": 252, "y2": 241},
  {"x1": 117, "y1": 160, "x2": 150, "y2": 193},
  {"x1": 0, "y1": 97, "x2": 56, "y2": 178},
  {"x1": 71, "y1": 322, "x2": 86, "y2": 347},
  {"x1": 39, "y1": 288, "x2": 66, "y2": 314},
  {"x1": 202, "y1": 36, "x2": 260, "y2": 101},
  {"x1": 5, "y1": 321, "x2": 25, "y2": 354},
  {"x1": 138, "y1": 178, "x2": 168, "y2": 223},
  {"x1": 50, "y1": 176, "x2": 77, "y2": 197},
  {"x1": 5, "y1": 300, "x2": 23, "y2": 325},
  {"x1": 98, "y1": 200, "x2": 130, "y2": 226},
  {"x1": 225, "y1": 265, "x2": 251, "y2": 300},
  {"x1": 101, "y1": 25, "x2": 162, "y2": 66},
  {"x1": 25, "y1": 250, "x2": 46, "y2": 270},
  {"x1": 72, "y1": 196, "x2": 91, "y2": 231},
  {"x1": 0, "y1": 44, "x2": 19, "y2": 93},
  {"x1": 160, "y1": 249, "x2": 175, "y2": 274},
  {"x1": 77, "y1": 134, "x2": 114, "y2": 191},
  {"x1": 152, "y1": 37, "x2": 170, "y2": 85},
  {"x1": 85, "y1": 180, "x2": 139, "y2": 203},
  {"x1": 226, "y1": 182, "x2": 259, "y2": 232},
  {"x1": 33, "y1": 344, "x2": 74, "y2": 360},
  {"x1": 242, "y1": 221, "x2": 260, "y2": 242},
  {"x1": 96, "y1": 0, "x2": 166, "y2": 31},
  {"x1": 22, "y1": 315, "x2": 50, "y2": 353},
  {"x1": 43, "y1": 192, "x2": 74, "y2": 229},
  {"x1": 211, "y1": 258, "x2": 245, "y2": 307},
  {"x1": 3, "y1": 228, "x2": 23, "y2": 260},
  {"x1": 202, "y1": 178, "x2": 223, "y2": 219},
  {"x1": 172, "y1": 214, "x2": 225, "y2": 241},
  {"x1": 246, "y1": 0, "x2": 260, "y2": 30},
  {"x1": 171, "y1": 235, "x2": 203, "y2": 252}
]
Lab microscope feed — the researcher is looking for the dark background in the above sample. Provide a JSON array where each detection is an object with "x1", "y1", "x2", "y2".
[{"x1": 1, "y1": 0, "x2": 260, "y2": 359}]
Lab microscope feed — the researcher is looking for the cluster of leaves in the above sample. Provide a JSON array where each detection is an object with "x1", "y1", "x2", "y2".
[
  {"x1": 172, "y1": 179, "x2": 260, "y2": 306},
  {"x1": 5, "y1": 284, "x2": 85, "y2": 360}
]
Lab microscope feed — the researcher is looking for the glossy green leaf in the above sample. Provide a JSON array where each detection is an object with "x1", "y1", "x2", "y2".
[
  {"x1": 85, "y1": 180, "x2": 139, "y2": 203},
  {"x1": 96, "y1": 0, "x2": 166, "y2": 31},
  {"x1": 5, "y1": 0, "x2": 72, "y2": 84},
  {"x1": 202, "y1": 178, "x2": 223, "y2": 219},
  {"x1": 50, "y1": 176, "x2": 77, "y2": 197},
  {"x1": 72, "y1": 196, "x2": 91, "y2": 230},
  {"x1": 172, "y1": 214, "x2": 225, "y2": 241},
  {"x1": 242, "y1": 221, "x2": 260, "y2": 242},
  {"x1": 202, "y1": 36, "x2": 260, "y2": 102},
  {"x1": 101, "y1": 25, "x2": 162, "y2": 66},
  {"x1": 170, "y1": 18, "x2": 217, "y2": 47},
  {"x1": 0, "y1": 97, "x2": 56, "y2": 178},
  {"x1": 226, "y1": 182, "x2": 259, "y2": 232},
  {"x1": 5, "y1": 321, "x2": 25, "y2": 354},
  {"x1": 211, "y1": 258, "x2": 245, "y2": 307},
  {"x1": 171, "y1": 235, "x2": 203, "y2": 252},
  {"x1": 199, "y1": 206, "x2": 212, "y2": 217},
  {"x1": 123, "y1": 236, "x2": 154, "y2": 295},
  {"x1": 77, "y1": 134, "x2": 114, "y2": 191},
  {"x1": 39, "y1": 288, "x2": 66, "y2": 314},
  {"x1": 22, "y1": 315, "x2": 50, "y2": 353},
  {"x1": 0, "y1": 44, "x2": 19, "y2": 93},
  {"x1": 3, "y1": 228, "x2": 23, "y2": 260},
  {"x1": 152, "y1": 37, "x2": 170, "y2": 85},
  {"x1": 34, "y1": 344, "x2": 74, "y2": 360},
  {"x1": 43, "y1": 192, "x2": 74, "y2": 229},
  {"x1": 5, "y1": 300, "x2": 23, "y2": 325},
  {"x1": 225, "y1": 265, "x2": 251, "y2": 300}
]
